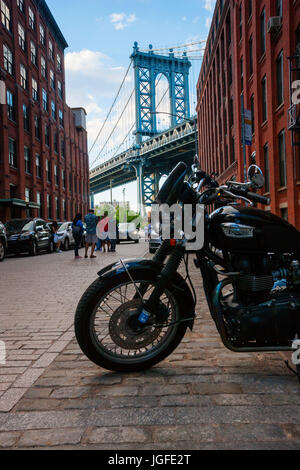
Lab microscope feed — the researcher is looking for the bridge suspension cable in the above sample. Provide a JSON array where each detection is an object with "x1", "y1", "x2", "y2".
[
  {"x1": 140, "y1": 40, "x2": 206, "y2": 53},
  {"x1": 88, "y1": 59, "x2": 133, "y2": 155}
]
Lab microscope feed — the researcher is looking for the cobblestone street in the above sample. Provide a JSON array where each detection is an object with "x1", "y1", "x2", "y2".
[{"x1": 0, "y1": 243, "x2": 300, "y2": 450}]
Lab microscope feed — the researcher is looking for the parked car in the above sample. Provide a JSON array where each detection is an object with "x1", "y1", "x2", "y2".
[
  {"x1": 56, "y1": 222, "x2": 75, "y2": 251},
  {"x1": 116, "y1": 222, "x2": 140, "y2": 244},
  {"x1": 0, "y1": 221, "x2": 7, "y2": 262},
  {"x1": 5, "y1": 218, "x2": 54, "y2": 256}
]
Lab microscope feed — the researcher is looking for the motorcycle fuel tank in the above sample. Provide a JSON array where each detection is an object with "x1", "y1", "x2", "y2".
[{"x1": 209, "y1": 205, "x2": 300, "y2": 253}]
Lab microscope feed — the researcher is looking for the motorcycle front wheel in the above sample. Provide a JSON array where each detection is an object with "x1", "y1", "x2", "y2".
[{"x1": 74, "y1": 269, "x2": 188, "y2": 372}]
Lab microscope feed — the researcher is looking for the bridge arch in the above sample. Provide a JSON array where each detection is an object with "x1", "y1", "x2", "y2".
[{"x1": 131, "y1": 42, "x2": 191, "y2": 144}]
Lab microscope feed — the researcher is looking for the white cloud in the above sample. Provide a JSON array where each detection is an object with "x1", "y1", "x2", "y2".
[
  {"x1": 204, "y1": 0, "x2": 216, "y2": 12},
  {"x1": 205, "y1": 16, "x2": 212, "y2": 29},
  {"x1": 110, "y1": 12, "x2": 137, "y2": 30},
  {"x1": 64, "y1": 49, "x2": 134, "y2": 159}
]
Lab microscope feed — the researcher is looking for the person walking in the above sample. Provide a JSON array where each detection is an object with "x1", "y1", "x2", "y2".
[
  {"x1": 97, "y1": 211, "x2": 111, "y2": 253},
  {"x1": 51, "y1": 222, "x2": 63, "y2": 253},
  {"x1": 72, "y1": 213, "x2": 84, "y2": 259},
  {"x1": 84, "y1": 209, "x2": 98, "y2": 259}
]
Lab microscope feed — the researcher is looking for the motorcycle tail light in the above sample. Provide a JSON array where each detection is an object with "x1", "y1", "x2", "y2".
[{"x1": 170, "y1": 239, "x2": 177, "y2": 246}]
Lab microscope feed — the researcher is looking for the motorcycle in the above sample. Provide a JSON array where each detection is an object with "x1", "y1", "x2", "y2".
[{"x1": 75, "y1": 160, "x2": 300, "y2": 376}]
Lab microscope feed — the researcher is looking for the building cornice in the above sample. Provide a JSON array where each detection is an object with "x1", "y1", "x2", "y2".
[{"x1": 32, "y1": 0, "x2": 68, "y2": 51}]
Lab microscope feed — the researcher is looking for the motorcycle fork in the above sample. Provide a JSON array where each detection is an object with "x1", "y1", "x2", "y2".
[{"x1": 140, "y1": 243, "x2": 186, "y2": 318}]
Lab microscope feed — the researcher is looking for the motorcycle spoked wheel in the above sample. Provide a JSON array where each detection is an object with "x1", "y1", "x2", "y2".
[{"x1": 74, "y1": 270, "x2": 188, "y2": 372}]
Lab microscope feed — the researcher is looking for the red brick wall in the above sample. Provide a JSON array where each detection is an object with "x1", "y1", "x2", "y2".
[
  {"x1": 197, "y1": 0, "x2": 300, "y2": 230},
  {"x1": 0, "y1": 0, "x2": 89, "y2": 223}
]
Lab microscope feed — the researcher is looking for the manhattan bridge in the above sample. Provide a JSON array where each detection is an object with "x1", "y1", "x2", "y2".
[{"x1": 89, "y1": 41, "x2": 205, "y2": 209}]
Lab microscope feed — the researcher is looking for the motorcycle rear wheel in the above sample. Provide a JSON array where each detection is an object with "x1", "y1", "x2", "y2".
[{"x1": 74, "y1": 270, "x2": 187, "y2": 372}]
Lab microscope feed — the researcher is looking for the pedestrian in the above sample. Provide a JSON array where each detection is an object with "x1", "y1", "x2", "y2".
[
  {"x1": 84, "y1": 209, "x2": 98, "y2": 259},
  {"x1": 95, "y1": 216, "x2": 102, "y2": 252},
  {"x1": 97, "y1": 211, "x2": 111, "y2": 253},
  {"x1": 72, "y1": 213, "x2": 84, "y2": 259},
  {"x1": 51, "y1": 221, "x2": 63, "y2": 253}
]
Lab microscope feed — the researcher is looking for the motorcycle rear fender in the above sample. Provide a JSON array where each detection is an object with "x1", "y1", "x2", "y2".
[{"x1": 97, "y1": 258, "x2": 195, "y2": 330}]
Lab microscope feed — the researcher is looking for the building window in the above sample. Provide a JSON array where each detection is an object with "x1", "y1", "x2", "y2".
[
  {"x1": 55, "y1": 197, "x2": 60, "y2": 219},
  {"x1": 37, "y1": 192, "x2": 42, "y2": 217},
  {"x1": 61, "y1": 139, "x2": 65, "y2": 158},
  {"x1": 30, "y1": 41, "x2": 37, "y2": 65},
  {"x1": 7, "y1": 90, "x2": 15, "y2": 121},
  {"x1": 20, "y1": 64, "x2": 27, "y2": 89},
  {"x1": 51, "y1": 100, "x2": 56, "y2": 120},
  {"x1": 50, "y1": 70, "x2": 55, "y2": 89},
  {"x1": 3, "y1": 45, "x2": 12, "y2": 77},
  {"x1": 24, "y1": 147, "x2": 31, "y2": 174},
  {"x1": 59, "y1": 110, "x2": 64, "y2": 127},
  {"x1": 25, "y1": 188, "x2": 31, "y2": 203},
  {"x1": 276, "y1": 50, "x2": 284, "y2": 107},
  {"x1": 42, "y1": 88, "x2": 48, "y2": 111},
  {"x1": 240, "y1": 57, "x2": 244, "y2": 92},
  {"x1": 28, "y1": 7, "x2": 35, "y2": 30},
  {"x1": 40, "y1": 24, "x2": 45, "y2": 45},
  {"x1": 17, "y1": 0, "x2": 24, "y2": 12},
  {"x1": 49, "y1": 40, "x2": 54, "y2": 60},
  {"x1": 41, "y1": 56, "x2": 47, "y2": 78},
  {"x1": 34, "y1": 115, "x2": 40, "y2": 139},
  {"x1": 1, "y1": 0, "x2": 11, "y2": 31},
  {"x1": 58, "y1": 80, "x2": 63, "y2": 99},
  {"x1": 278, "y1": 130, "x2": 286, "y2": 187},
  {"x1": 248, "y1": 0, "x2": 252, "y2": 19},
  {"x1": 62, "y1": 169, "x2": 66, "y2": 188},
  {"x1": 54, "y1": 165, "x2": 59, "y2": 186},
  {"x1": 46, "y1": 160, "x2": 51, "y2": 183},
  {"x1": 62, "y1": 199, "x2": 66, "y2": 220},
  {"x1": 8, "y1": 138, "x2": 17, "y2": 168},
  {"x1": 250, "y1": 95, "x2": 255, "y2": 134},
  {"x1": 47, "y1": 194, "x2": 52, "y2": 219},
  {"x1": 260, "y1": 8, "x2": 266, "y2": 56},
  {"x1": 36, "y1": 154, "x2": 41, "y2": 178},
  {"x1": 229, "y1": 97, "x2": 234, "y2": 127},
  {"x1": 18, "y1": 23, "x2": 26, "y2": 51},
  {"x1": 249, "y1": 36, "x2": 253, "y2": 76},
  {"x1": 45, "y1": 125, "x2": 50, "y2": 147},
  {"x1": 276, "y1": 0, "x2": 283, "y2": 17},
  {"x1": 239, "y1": 4, "x2": 242, "y2": 40},
  {"x1": 263, "y1": 144, "x2": 270, "y2": 193},
  {"x1": 228, "y1": 57, "x2": 232, "y2": 85},
  {"x1": 32, "y1": 78, "x2": 38, "y2": 101},
  {"x1": 261, "y1": 76, "x2": 267, "y2": 123},
  {"x1": 23, "y1": 104, "x2": 29, "y2": 132},
  {"x1": 230, "y1": 136, "x2": 235, "y2": 163},
  {"x1": 280, "y1": 207, "x2": 288, "y2": 221},
  {"x1": 54, "y1": 132, "x2": 58, "y2": 153},
  {"x1": 57, "y1": 54, "x2": 62, "y2": 71}
]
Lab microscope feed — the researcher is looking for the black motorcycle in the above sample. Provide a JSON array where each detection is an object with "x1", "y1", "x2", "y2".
[{"x1": 75, "y1": 161, "x2": 300, "y2": 374}]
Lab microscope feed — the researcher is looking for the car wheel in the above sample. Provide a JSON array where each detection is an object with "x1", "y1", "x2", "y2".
[
  {"x1": 29, "y1": 240, "x2": 37, "y2": 256},
  {"x1": 64, "y1": 238, "x2": 69, "y2": 251},
  {"x1": 0, "y1": 240, "x2": 5, "y2": 262}
]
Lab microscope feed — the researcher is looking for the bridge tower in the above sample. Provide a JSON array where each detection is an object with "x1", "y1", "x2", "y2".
[{"x1": 130, "y1": 42, "x2": 191, "y2": 208}]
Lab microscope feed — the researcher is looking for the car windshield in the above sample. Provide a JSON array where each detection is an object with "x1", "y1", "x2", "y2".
[
  {"x1": 118, "y1": 223, "x2": 136, "y2": 231},
  {"x1": 5, "y1": 220, "x2": 34, "y2": 232},
  {"x1": 59, "y1": 223, "x2": 69, "y2": 232}
]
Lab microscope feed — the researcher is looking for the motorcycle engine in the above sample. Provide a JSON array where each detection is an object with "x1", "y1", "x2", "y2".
[{"x1": 223, "y1": 254, "x2": 300, "y2": 346}]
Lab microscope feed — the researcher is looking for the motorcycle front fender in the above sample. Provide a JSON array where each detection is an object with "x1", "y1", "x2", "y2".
[{"x1": 97, "y1": 258, "x2": 195, "y2": 331}]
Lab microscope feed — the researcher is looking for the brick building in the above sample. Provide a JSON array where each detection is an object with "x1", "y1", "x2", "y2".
[
  {"x1": 197, "y1": 0, "x2": 300, "y2": 230},
  {"x1": 0, "y1": 0, "x2": 89, "y2": 223}
]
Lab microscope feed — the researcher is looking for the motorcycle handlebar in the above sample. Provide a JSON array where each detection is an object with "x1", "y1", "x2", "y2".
[{"x1": 245, "y1": 192, "x2": 271, "y2": 206}]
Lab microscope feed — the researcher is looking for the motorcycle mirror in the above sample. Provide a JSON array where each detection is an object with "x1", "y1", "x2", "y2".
[{"x1": 247, "y1": 164, "x2": 265, "y2": 189}]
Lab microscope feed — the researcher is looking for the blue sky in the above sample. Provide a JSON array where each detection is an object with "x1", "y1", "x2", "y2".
[{"x1": 46, "y1": 0, "x2": 216, "y2": 208}]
